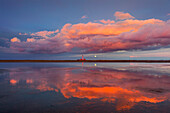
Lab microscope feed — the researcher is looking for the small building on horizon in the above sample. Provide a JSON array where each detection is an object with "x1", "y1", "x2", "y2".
[{"x1": 77, "y1": 55, "x2": 86, "y2": 61}]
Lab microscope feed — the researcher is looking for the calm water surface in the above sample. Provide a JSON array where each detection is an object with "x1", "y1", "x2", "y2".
[{"x1": 0, "y1": 63, "x2": 170, "y2": 113}]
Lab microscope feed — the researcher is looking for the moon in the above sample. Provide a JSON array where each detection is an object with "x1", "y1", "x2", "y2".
[{"x1": 94, "y1": 55, "x2": 97, "y2": 57}]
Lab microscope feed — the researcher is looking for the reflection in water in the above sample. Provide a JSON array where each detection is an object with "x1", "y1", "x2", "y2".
[
  {"x1": 0, "y1": 63, "x2": 170, "y2": 112},
  {"x1": 10, "y1": 79, "x2": 18, "y2": 85}
]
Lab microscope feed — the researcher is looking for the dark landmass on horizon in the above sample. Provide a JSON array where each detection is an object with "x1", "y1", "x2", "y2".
[{"x1": 0, "y1": 60, "x2": 170, "y2": 63}]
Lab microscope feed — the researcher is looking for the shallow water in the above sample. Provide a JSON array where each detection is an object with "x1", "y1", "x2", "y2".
[{"x1": 0, "y1": 63, "x2": 170, "y2": 113}]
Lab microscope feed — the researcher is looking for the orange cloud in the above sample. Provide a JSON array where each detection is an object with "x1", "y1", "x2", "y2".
[
  {"x1": 114, "y1": 11, "x2": 135, "y2": 20},
  {"x1": 11, "y1": 37, "x2": 21, "y2": 42},
  {"x1": 99, "y1": 19, "x2": 115, "y2": 24},
  {"x1": 9, "y1": 11, "x2": 170, "y2": 54},
  {"x1": 27, "y1": 38, "x2": 36, "y2": 42},
  {"x1": 59, "y1": 18, "x2": 164, "y2": 39}
]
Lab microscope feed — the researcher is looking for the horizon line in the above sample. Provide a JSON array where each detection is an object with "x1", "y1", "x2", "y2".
[{"x1": 0, "y1": 60, "x2": 170, "y2": 63}]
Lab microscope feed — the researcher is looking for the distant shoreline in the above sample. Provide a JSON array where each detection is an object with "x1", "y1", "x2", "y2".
[{"x1": 0, "y1": 60, "x2": 170, "y2": 63}]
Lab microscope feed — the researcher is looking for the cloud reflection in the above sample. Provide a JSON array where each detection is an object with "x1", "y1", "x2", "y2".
[{"x1": 9, "y1": 65, "x2": 170, "y2": 110}]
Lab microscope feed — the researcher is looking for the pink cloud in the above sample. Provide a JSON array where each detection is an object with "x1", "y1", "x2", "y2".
[
  {"x1": 10, "y1": 37, "x2": 69, "y2": 54},
  {"x1": 130, "y1": 56, "x2": 139, "y2": 58},
  {"x1": 114, "y1": 11, "x2": 135, "y2": 20},
  {"x1": 30, "y1": 29, "x2": 59, "y2": 38},
  {"x1": 81, "y1": 15, "x2": 88, "y2": 19},
  {"x1": 8, "y1": 12, "x2": 170, "y2": 54},
  {"x1": 19, "y1": 33, "x2": 28, "y2": 35},
  {"x1": 167, "y1": 13, "x2": 170, "y2": 16}
]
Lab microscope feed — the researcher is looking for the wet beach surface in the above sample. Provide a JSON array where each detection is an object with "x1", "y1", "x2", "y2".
[{"x1": 0, "y1": 63, "x2": 170, "y2": 113}]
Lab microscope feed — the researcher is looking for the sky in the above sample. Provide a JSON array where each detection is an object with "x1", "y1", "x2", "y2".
[{"x1": 0, "y1": 0, "x2": 170, "y2": 60}]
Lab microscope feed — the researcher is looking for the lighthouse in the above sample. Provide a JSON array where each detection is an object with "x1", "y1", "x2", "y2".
[
  {"x1": 82, "y1": 55, "x2": 84, "y2": 60},
  {"x1": 77, "y1": 54, "x2": 86, "y2": 61}
]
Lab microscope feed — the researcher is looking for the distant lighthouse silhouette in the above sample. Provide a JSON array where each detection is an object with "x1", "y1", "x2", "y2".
[
  {"x1": 77, "y1": 54, "x2": 86, "y2": 61},
  {"x1": 82, "y1": 55, "x2": 84, "y2": 60}
]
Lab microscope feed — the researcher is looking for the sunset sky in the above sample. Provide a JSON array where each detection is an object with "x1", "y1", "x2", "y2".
[{"x1": 0, "y1": 0, "x2": 170, "y2": 60}]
